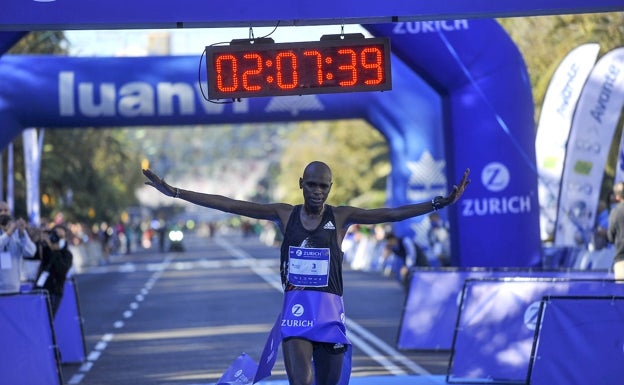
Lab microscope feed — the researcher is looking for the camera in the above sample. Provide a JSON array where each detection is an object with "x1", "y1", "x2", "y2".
[
  {"x1": 49, "y1": 230, "x2": 60, "y2": 244},
  {"x1": 0, "y1": 214, "x2": 11, "y2": 227}
]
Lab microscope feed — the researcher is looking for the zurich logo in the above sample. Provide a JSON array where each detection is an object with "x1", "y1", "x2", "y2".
[
  {"x1": 481, "y1": 162, "x2": 510, "y2": 192},
  {"x1": 291, "y1": 304, "x2": 304, "y2": 317},
  {"x1": 296, "y1": 249, "x2": 303, "y2": 257},
  {"x1": 523, "y1": 301, "x2": 542, "y2": 331}
]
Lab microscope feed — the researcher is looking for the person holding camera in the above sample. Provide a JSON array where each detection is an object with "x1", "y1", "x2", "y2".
[
  {"x1": 34, "y1": 225, "x2": 73, "y2": 317},
  {"x1": 0, "y1": 201, "x2": 37, "y2": 293}
]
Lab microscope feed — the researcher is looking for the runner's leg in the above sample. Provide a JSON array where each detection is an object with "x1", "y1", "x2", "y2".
[
  {"x1": 312, "y1": 344, "x2": 345, "y2": 385},
  {"x1": 283, "y1": 337, "x2": 314, "y2": 385}
]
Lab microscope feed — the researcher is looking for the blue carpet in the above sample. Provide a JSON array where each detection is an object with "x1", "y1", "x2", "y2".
[{"x1": 252, "y1": 375, "x2": 448, "y2": 385}]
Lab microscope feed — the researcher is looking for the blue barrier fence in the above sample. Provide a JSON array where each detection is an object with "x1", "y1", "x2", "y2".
[
  {"x1": 528, "y1": 296, "x2": 624, "y2": 385},
  {"x1": 1, "y1": 278, "x2": 86, "y2": 384},
  {"x1": 397, "y1": 269, "x2": 613, "y2": 351},
  {"x1": 447, "y1": 278, "x2": 624, "y2": 383}
]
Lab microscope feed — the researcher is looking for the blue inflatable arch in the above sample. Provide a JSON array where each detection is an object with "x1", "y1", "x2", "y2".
[{"x1": 0, "y1": 19, "x2": 541, "y2": 267}]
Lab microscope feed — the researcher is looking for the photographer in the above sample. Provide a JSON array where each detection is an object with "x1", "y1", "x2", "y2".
[
  {"x1": 34, "y1": 225, "x2": 73, "y2": 317},
  {"x1": 0, "y1": 201, "x2": 36, "y2": 293}
]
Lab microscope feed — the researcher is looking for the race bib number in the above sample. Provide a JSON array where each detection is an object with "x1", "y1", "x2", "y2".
[{"x1": 288, "y1": 246, "x2": 330, "y2": 287}]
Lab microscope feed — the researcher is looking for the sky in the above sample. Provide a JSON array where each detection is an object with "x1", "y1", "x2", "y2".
[{"x1": 64, "y1": 25, "x2": 370, "y2": 56}]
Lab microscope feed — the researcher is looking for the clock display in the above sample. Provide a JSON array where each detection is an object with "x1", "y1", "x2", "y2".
[{"x1": 205, "y1": 36, "x2": 392, "y2": 99}]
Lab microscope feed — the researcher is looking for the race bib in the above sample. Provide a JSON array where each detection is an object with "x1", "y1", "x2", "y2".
[{"x1": 288, "y1": 246, "x2": 330, "y2": 287}]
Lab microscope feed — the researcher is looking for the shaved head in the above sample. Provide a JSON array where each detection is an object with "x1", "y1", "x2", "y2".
[{"x1": 303, "y1": 161, "x2": 332, "y2": 180}]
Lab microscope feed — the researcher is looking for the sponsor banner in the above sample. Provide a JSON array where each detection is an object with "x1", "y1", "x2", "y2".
[
  {"x1": 0, "y1": 293, "x2": 63, "y2": 385},
  {"x1": 366, "y1": 20, "x2": 541, "y2": 267},
  {"x1": 22, "y1": 128, "x2": 43, "y2": 226},
  {"x1": 398, "y1": 269, "x2": 612, "y2": 351},
  {"x1": 449, "y1": 279, "x2": 624, "y2": 383},
  {"x1": 0, "y1": 55, "x2": 373, "y2": 128},
  {"x1": 555, "y1": 47, "x2": 624, "y2": 246},
  {"x1": 529, "y1": 296, "x2": 624, "y2": 385},
  {"x1": 535, "y1": 44, "x2": 600, "y2": 241}
]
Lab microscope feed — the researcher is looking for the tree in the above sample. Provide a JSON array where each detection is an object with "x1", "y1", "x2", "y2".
[
  {"x1": 39, "y1": 129, "x2": 143, "y2": 224},
  {"x1": 498, "y1": 12, "x2": 624, "y2": 124},
  {"x1": 7, "y1": 31, "x2": 67, "y2": 55},
  {"x1": 276, "y1": 120, "x2": 389, "y2": 207}
]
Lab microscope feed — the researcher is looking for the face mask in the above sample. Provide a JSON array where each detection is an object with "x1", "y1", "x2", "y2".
[{"x1": 58, "y1": 239, "x2": 66, "y2": 249}]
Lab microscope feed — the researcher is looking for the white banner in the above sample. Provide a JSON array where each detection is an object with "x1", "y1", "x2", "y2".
[
  {"x1": 22, "y1": 128, "x2": 42, "y2": 226},
  {"x1": 536, "y1": 43, "x2": 600, "y2": 242},
  {"x1": 555, "y1": 47, "x2": 624, "y2": 246}
]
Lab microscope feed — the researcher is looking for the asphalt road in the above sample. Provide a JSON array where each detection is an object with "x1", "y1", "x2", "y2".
[{"x1": 61, "y1": 231, "x2": 449, "y2": 385}]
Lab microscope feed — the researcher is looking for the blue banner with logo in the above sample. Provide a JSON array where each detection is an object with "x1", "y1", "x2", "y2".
[
  {"x1": 365, "y1": 20, "x2": 541, "y2": 267},
  {"x1": 0, "y1": 292, "x2": 62, "y2": 385},
  {"x1": 397, "y1": 269, "x2": 613, "y2": 351},
  {"x1": 529, "y1": 296, "x2": 624, "y2": 385},
  {"x1": 449, "y1": 279, "x2": 624, "y2": 383}
]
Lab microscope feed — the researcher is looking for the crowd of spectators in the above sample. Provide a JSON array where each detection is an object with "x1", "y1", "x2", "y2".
[{"x1": 340, "y1": 213, "x2": 452, "y2": 286}]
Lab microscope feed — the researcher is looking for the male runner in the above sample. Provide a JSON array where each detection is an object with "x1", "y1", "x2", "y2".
[{"x1": 143, "y1": 161, "x2": 470, "y2": 385}]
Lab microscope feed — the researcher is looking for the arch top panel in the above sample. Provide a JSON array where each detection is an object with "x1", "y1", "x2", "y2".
[{"x1": 1, "y1": 0, "x2": 623, "y2": 31}]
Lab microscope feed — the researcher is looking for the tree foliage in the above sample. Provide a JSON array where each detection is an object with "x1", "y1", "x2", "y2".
[
  {"x1": 498, "y1": 12, "x2": 624, "y2": 124},
  {"x1": 276, "y1": 120, "x2": 389, "y2": 207},
  {"x1": 8, "y1": 31, "x2": 67, "y2": 55},
  {"x1": 5, "y1": 33, "x2": 144, "y2": 225},
  {"x1": 38, "y1": 129, "x2": 143, "y2": 224}
]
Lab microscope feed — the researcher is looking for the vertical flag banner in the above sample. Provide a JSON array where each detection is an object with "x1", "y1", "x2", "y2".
[
  {"x1": 536, "y1": 44, "x2": 600, "y2": 241},
  {"x1": 555, "y1": 47, "x2": 624, "y2": 246},
  {"x1": 22, "y1": 128, "x2": 42, "y2": 225}
]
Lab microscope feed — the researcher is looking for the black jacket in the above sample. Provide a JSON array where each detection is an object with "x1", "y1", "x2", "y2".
[{"x1": 35, "y1": 244, "x2": 73, "y2": 295}]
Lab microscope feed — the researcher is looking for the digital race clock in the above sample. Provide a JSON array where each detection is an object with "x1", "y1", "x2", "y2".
[{"x1": 205, "y1": 34, "x2": 392, "y2": 99}]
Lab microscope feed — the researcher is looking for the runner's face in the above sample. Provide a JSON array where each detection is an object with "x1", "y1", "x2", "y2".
[{"x1": 300, "y1": 169, "x2": 332, "y2": 211}]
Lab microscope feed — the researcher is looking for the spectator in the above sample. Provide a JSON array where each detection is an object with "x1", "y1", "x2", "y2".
[
  {"x1": 607, "y1": 182, "x2": 624, "y2": 280},
  {"x1": 34, "y1": 225, "x2": 74, "y2": 317},
  {"x1": 428, "y1": 212, "x2": 452, "y2": 267},
  {"x1": 0, "y1": 201, "x2": 37, "y2": 292},
  {"x1": 383, "y1": 232, "x2": 429, "y2": 287}
]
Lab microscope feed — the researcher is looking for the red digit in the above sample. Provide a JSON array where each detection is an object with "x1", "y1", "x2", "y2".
[
  {"x1": 242, "y1": 53, "x2": 263, "y2": 91},
  {"x1": 276, "y1": 51, "x2": 298, "y2": 89},
  {"x1": 215, "y1": 54, "x2": 238, "y2": 92},
  {"x1": 304, "y1": 50, "x2": 323, "y2": 85},
  {"x1": 337, "y1": 48, "x2": 357, "y2": 86},
  {"x1": 361, "y1": 47, "x2": 383, "y2": 85}
]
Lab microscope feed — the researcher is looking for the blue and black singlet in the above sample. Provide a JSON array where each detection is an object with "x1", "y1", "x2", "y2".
[{"x1": 280, "y1": 205, "x2": 344, "y2": 296}]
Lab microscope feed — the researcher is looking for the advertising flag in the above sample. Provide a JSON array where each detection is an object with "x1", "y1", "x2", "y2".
[
  {"x1": 535, "y1": 44, "x2": 600, "y2": 241},
  {"x1": 555, "y1": 47, "x2": 624, "y2": 246}
]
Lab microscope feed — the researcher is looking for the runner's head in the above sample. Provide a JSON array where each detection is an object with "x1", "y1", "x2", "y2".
[{"x1": 300, "y1": 161, "x2": 333, "y2": 213}]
